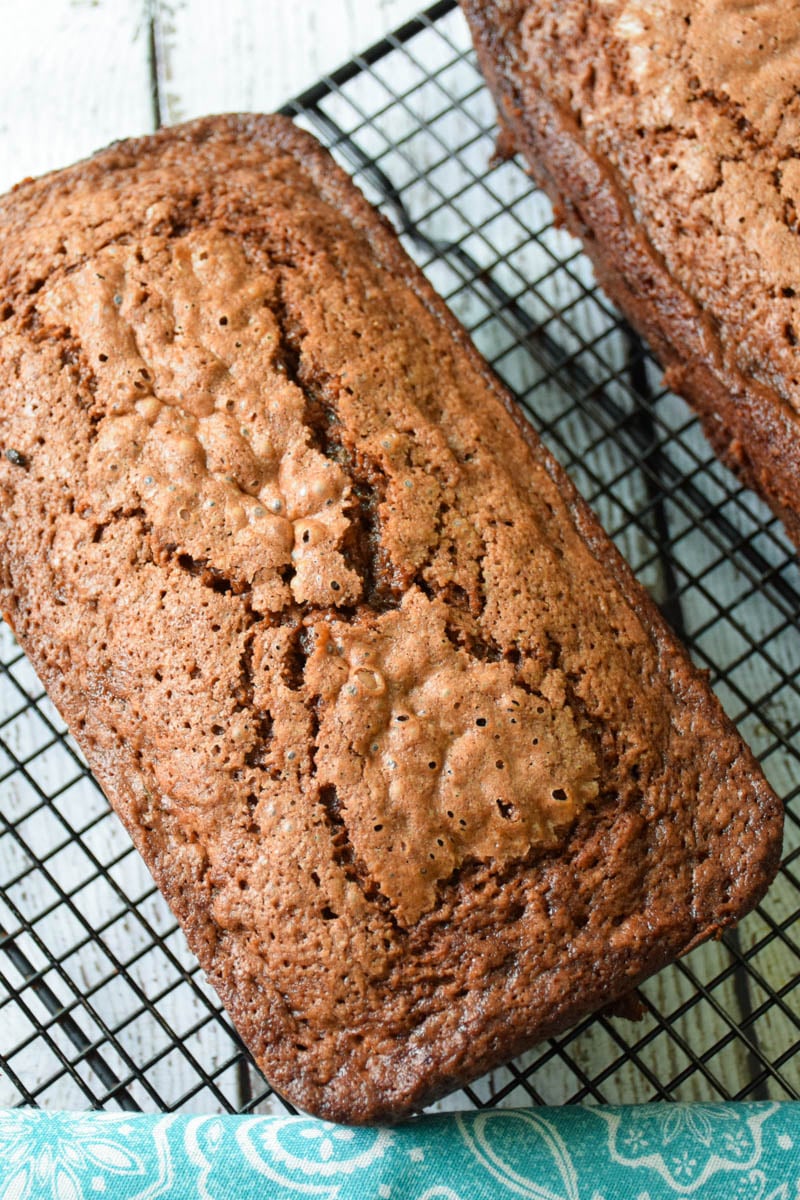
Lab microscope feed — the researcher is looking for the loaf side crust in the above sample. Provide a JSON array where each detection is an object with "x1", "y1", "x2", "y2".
[{"x1": 0, "y1": 114, "x2": 783, "y2": 1122}]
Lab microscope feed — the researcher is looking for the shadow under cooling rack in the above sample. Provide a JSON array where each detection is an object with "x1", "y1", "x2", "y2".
[{"x1": 1, "y1": 0, "x2": 798, "y2": 1114}]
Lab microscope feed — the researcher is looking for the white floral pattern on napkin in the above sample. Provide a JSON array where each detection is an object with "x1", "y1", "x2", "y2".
[{"x1": 0, "y1": 1103, "x2": 797, "y2": 1200}]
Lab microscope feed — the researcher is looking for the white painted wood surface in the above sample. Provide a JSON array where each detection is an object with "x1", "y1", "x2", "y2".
[
  {"x1": 0, "y1": 0, "x2": 422, "y2": 193},
  {"x1": 0, "y1": 0, "x2": 796, "y2": 1114},
  {"x1": 0, "y1": 0, "x2": 153, "y2": 194}
]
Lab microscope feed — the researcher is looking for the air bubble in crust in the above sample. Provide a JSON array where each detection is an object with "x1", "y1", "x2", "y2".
[{"x1": 353, "y1": 667, "x2": 385, "y2": 695}]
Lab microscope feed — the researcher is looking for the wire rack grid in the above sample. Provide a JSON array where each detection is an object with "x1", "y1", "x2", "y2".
[{"x1": 0, "y1": 0, "x2": 798, "y2": 1116}]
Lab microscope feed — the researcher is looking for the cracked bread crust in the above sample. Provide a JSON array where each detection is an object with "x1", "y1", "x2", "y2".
[
  {"x1": 0, "y1": 114, "x2": 783, "y2": 1122},
  {"x1": 461, "y1": 0, "x2": 800, "y2": 548}
]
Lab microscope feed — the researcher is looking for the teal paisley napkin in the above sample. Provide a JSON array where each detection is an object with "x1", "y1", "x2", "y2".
[{"x1": 0, "y1": 1103, "x2": 797, "y2": 1198}]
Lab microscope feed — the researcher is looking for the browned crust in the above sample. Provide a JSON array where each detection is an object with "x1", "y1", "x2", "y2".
[
  {"x1": 0, "y1": 114, "x2": 784, "y2": 1123},
  {"x1": 460, "y1": 0, "x2": 800, "y2": 550}
]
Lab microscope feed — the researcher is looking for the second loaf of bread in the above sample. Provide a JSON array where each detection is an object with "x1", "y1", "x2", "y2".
[{"x1": 462, "y1": 0, "x2": 800, "y2": 549}]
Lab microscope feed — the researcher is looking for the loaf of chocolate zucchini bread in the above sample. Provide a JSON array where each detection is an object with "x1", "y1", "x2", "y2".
[
  {"x1": 461, "y1": 0, "x2": 800, "y2": 547},
  {"x1": 0, "y1": 114, "x2": 782, "y2": 1122}
]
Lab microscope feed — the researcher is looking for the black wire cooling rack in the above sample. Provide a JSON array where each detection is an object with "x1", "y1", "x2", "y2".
[{"x1": 1, "y1": 0, "x2": 798, "y2": 1115}]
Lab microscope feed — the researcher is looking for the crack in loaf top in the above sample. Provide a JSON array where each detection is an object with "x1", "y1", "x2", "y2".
[{"x1": 517, "y1": 0, "x2": 800, "y2": 415}]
